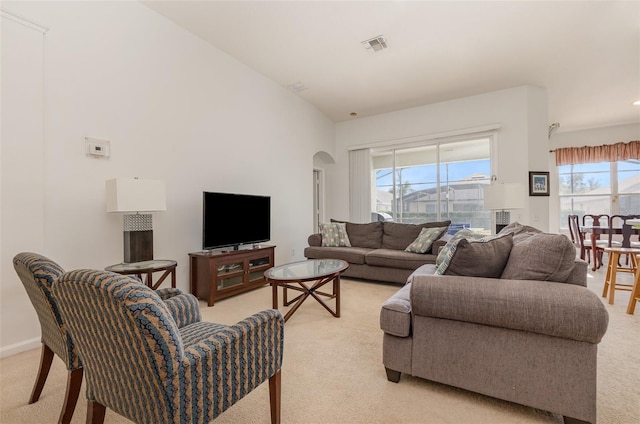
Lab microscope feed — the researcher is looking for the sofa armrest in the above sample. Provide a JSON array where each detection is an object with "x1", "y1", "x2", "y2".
[
  {"x1": 410, "y1": 274, "x2": 608, "y2": 344},
  {"x1": 308, "y1": 233, "x2": 322, "y2": 247},
  {"x1": 182, "y1": 309, "x2": 284, "y2": 421}
]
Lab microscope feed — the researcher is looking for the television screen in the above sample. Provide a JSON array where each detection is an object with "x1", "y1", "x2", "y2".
[{"x1": 202, "y1": 192, "x2": 271, "y2": 250}]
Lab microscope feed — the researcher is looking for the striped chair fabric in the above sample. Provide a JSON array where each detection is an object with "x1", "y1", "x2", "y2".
[
  {"x1": 53, "y1": 269, "x2": 284, "y2": 424},
  {"x1": 13, "y1": 252, "x2": 83, "y2": 424},
  {"x1": 12, "y1": 252, "x2": 204, "y2": 424}
]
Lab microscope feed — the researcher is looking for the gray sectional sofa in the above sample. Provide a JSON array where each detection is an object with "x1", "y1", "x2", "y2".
[
  {"x1": 304, "y1": 220, "x2": 451, "y2": 284},
  {"x1": 380, "y1": 223, "x2": 609, "y2": 424}
]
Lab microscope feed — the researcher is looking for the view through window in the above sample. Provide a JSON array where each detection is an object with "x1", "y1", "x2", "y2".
[
  {"x1": 372, "y1": 138, "x2": 492, "y2": 232},
  {"x1": 559, "y1": 160, "x2": 640, "y2": 228}
]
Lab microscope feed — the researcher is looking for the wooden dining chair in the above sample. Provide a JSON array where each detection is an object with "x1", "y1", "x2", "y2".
[
  {"x1": 582, "y1": 213, "x2": 609, "y2": 227},
  {"x1": 568, "y1": 214, "x2": 604, "y2": 267}
]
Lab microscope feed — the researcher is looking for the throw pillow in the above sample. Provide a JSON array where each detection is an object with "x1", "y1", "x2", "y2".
[
  {"x1": 320, "y1": 223, "x2": 351, "y2": 247},
  {"x1": 405, "y1": 227, "x2": 448, "y2": 254},
  {"x1": 434, "y1": 229, "x2": 486, "y2": 274},
  {"x1": 500, "y1": 233, "x2": 576, "y2": 282},
  {"x1": 442, "y1": 233, "x2": 514, "y2": 278}
]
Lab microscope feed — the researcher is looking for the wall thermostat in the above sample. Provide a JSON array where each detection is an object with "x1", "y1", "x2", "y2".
[{"x1": 85, "y1": 137, "x2": 110, "y2": 158}]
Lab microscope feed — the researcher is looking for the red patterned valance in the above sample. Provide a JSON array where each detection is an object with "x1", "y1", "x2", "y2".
[{"x1": 554, "y1": 141, "x2": 640, "y2": 166}]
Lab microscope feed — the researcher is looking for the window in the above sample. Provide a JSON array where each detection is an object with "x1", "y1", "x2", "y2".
[
  {"x1": 559, "y1": 160, "x2": 640, "y2": 226},
  {"x1": 372, "y1": 138, "x2": 492, "y2": 231}
]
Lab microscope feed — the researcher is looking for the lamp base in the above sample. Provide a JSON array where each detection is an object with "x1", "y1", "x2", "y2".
[
  {"x1": 495, "y1": 210, "x2": 510, "y2": 234},
  {"x1": 124, "y1": 230, "x2": 153, "y2": 263},
  {"x1": 123, "y1": 214, "x2": 154, "y2": 263}
]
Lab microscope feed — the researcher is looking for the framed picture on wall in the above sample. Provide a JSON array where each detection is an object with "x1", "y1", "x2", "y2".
[{"x1": 529, "y1": 171, "x2": 550, "y2": 196}]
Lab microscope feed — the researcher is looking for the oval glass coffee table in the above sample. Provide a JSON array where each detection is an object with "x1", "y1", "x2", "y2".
[{"x1": 264, "y1": 259, "x2": 349, "y2": 322}]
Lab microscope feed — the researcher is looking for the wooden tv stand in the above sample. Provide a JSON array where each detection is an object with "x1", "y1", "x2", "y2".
[{"x1": 189, "y1": 245, "x2": 275, "y2": 307}]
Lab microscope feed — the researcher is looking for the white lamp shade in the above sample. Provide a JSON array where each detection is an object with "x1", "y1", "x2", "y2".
[
  {"x1": 483, "y1": 183, "x2": 525, "y2": 210},
  {"x1": 106, "y1": 178, "x2": 166, "y2": 213}
]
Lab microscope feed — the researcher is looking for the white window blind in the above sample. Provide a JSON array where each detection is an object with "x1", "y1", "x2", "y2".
[{"x1": 349, "y1": 148, "x2": 372, "y2": 223}]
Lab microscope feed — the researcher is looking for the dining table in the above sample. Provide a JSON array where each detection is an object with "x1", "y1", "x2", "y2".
[{"x1": 581, "y1": 224, "x2": 640, "y2": 271}]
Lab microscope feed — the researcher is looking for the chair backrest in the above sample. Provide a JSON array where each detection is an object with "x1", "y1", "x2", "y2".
[
  {"x1": 54, "y1": 270, "x2": 183, "y2": 423},
  {"x1": 582, "y1": 214, "x2": 609, "y2": 227},
  {"x1": 610, "y1": 214, "x2": 640, "y2": 245},
  {"x1": 13, "y1": 252, "x2": 81, "y2": 370},
  {"x1": 568, "y1": 214, "x2": 582, "y2": 247}
]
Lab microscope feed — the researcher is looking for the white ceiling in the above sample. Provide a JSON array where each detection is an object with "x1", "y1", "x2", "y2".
[{"x1": 142, "y1": 1, "x2": 640, "y2": 132}]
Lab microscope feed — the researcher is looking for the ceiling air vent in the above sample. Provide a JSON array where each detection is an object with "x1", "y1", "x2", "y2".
[{"x1": 361, "y1": 35, "x2": 388, "y2": 52}]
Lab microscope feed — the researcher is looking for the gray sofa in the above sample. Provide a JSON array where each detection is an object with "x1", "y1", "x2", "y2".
[
  {"x1": 304, "y1": 220, "x2": 451, "y2": 284},
  {"x1": 380, "y1": 224, "x2": 609, "y2": 424}
]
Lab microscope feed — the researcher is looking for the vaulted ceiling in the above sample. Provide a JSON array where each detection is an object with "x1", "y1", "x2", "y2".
[{"x1": 143, "y1": 1, "x2": 640, "y2": 132}]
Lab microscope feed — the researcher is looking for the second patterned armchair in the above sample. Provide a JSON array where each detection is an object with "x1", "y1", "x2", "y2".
[{"x1": 53, "y1": 269, "x2": 284, "y2": 424}]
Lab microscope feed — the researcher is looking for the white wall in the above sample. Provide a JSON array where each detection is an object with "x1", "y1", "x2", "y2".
[
  {"x1": 332, "y1": 86, "x2": 550, "y2": 229},
  {"x1": 0, "y1": 1, "x2": 334, "y2": 355}
]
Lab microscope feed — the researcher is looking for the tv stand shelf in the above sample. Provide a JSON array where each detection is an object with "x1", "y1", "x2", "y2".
[{"x1": 189, "y1": 245, "x2": 275, "y2": 307}]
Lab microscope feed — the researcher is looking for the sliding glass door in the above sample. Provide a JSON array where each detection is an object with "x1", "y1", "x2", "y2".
[{"x1": 372, "y1": 138, "x2": 492, "y2": 230}]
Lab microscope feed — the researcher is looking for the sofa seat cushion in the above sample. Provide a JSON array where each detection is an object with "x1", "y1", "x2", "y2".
[
  {"x1": 410, "y1": 276, "x2": 609, "y2": 343},
  {"x1": 365, "y1": 249, "x2": 437, "y2": 270},
  {"x1": 380, "y1": 283, "x2": 412, "y2": 337},
  {"x1": 303, "y1": 246, "x2": 371, "y2": 265},
  {"x1": 382, "y1": 221, "x2": 451, "y2": 251}
]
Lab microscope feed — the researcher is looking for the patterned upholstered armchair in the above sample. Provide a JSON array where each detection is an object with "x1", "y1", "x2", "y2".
[
  {"x1": 53, "y1": 269, "x2": 284, "y2": 424},
  {"x1": 12, "y1": 252, "x2": 202, "y2": 424}
]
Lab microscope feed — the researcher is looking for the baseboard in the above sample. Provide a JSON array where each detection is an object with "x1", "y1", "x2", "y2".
[{"x1": 0, "y1": 337, "x2": 40, "y2": 358}]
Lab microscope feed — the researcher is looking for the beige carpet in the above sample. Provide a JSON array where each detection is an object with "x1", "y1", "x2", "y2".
[{"x1": 1, "y1": 264, "x2": 638, "y2": 424}]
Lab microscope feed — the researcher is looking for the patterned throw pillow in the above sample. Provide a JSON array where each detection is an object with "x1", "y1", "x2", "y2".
[
  {"x1": 320, "y1": 223, "x2": 351, "y2": 247},
  {"x1": 405, "y1": 227, "x2": 447, "y2": 254},
  {"x1": 434, "y1": 229, "x2": 486, "y2": 274}
]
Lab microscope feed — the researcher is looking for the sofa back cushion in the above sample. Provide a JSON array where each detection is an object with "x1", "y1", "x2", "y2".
[
  {"x1": 501, "y1": 233, "x2": 577, "y2": 283},
  {"x1": 331, "y1": 220, "x2": 383, "y2": 249},
  {"x1": 382, "y1": 221, "x2": 451, "y2": 251},
  {"x1": 442, "y1": 233, "x2": 514, "y2": 278}
]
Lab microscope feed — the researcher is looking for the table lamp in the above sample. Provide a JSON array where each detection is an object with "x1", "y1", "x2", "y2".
[
  {"x1": 483, "y1": 183, "x2": 525, "y2": 233},
  {"x1": 106, "y1": 178, "x2": 166, "y2": 263}
]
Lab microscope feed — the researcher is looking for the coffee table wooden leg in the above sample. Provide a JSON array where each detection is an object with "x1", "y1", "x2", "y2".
[{"x1": 334, "y1": 275, "x2": 340, "y2": 317}]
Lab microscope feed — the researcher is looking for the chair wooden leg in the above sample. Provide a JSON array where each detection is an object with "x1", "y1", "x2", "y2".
[
  {"x1": 269, "y1": 370, "x2": 281, "y2": 424},
  {"x1": 627, "y1": 255, "x2": 640, "y2": 315},
  {"x1": 86, "y1": 400, "x2": 106, "y2": 424},
  {"x1": 29, "y1": 343, "x2": 54, "y2": 404},
  {"x1": 58, "y1": 368, "x2": 83, "y2": 424}
]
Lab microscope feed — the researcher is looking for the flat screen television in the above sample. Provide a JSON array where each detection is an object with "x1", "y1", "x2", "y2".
[{"x1": 202, "y1": 191, "x2": 271, "y2": 250}]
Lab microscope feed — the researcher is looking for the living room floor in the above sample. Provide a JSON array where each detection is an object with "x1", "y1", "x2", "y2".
[{"x1": 0, "y1": 252, "x2": 638, "y2": 423}]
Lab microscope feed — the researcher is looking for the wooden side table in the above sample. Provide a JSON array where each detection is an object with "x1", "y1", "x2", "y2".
[{"x1": 105, "y1": 259, "x2": 177, "y2": 290}]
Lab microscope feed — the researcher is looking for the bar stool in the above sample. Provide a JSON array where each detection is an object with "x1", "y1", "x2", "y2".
[
  {"x1": 627, "y1": 250, "x2": 640, "y2": 315},
  {"x1": 602, "y1": 247, "x2": 640, "y2": 306}
]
